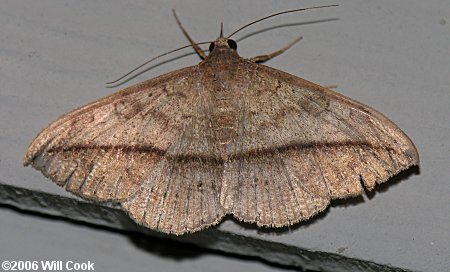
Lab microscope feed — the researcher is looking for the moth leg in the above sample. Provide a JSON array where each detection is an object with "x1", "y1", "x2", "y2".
[
  {"x1": 172, "y1": 9, "x2": 207, "y2": 60},
  {"x1": 249, "y1": 36, "x2": 302, "y2": 63},
  {"x1": 323, "y1": 85, "x2": 338, "y2": 89}
]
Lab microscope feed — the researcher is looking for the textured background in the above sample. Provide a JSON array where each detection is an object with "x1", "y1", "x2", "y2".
[{"x1": 1, "y1": 0, "x2": 449, "y2": 271}]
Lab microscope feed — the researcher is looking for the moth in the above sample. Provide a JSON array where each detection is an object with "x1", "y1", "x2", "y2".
[{"x1": 24, "y1": 6, "x2": 419, "y2": 235}]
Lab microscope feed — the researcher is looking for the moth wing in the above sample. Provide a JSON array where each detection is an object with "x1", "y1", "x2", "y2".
[
  {"x1": 25, "y1": 66, "x2": 225, "y2": 234},
  {"x1": 222, "y1": 62, "x2": 419, "y2": 227}
]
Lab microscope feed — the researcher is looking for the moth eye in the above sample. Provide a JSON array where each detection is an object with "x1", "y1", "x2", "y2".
[
  {"x1": 209, "y1": 42, "x2": 215, "y2": 52},
  {"x1": 227, "y1": 39, "x2": 237, "y2": 50}
]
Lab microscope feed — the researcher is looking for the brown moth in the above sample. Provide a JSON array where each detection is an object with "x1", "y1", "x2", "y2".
[{"x1": 24, "y1": 7, "x2": 419, "y2": 235}]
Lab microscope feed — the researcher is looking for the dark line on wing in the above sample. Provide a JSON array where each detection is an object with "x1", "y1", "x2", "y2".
[
  {"x1": 47, "y1": 141, "x2": 396, "y2": 166},
  {"x1": 48, "y1": 144, "x2": 167, "y2": 156}
]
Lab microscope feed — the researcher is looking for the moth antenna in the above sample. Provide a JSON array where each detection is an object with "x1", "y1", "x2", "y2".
[
  {"x1": 227, "y1": 4, "x2": 339, "y2": 39},
  {"x1": 173, "y1": 9, "x2": 207, "y2": 59},
  {"x1": 105, "y1": 41, "x2": 212, "y2": 86}
]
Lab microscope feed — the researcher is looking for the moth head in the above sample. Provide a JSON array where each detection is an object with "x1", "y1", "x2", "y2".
[
  {"x1": 209, "y1": 22, "x2": 237, "y2": 53},
  {"x1": 209, "y1": 38, "x2": 238, "y2": 53}
]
